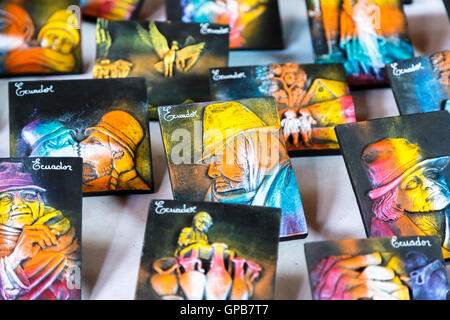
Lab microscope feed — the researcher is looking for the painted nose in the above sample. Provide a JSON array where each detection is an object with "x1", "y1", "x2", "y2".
[
  {"x1": 11, "y1": 194, "x2": 26, "y2": 209},
  {"x1": 208, "y1": 161, "x2": 221, "y2": 178}
]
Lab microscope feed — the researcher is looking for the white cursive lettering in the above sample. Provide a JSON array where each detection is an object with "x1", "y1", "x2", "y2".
[
  {"x1": 200, "y1": 23, "x2": 229, "y2": 35},
  {"x1": 211, "y1": 69, "x2": 246, "y2": 81},
  {"x1": 391, "y1": 236, "x2": 432, "y2": 249},
  {"x1": 32, "y1": 158, "x2": 72, "y2": 171},
  {"x1": 161, "y1": 106, "x2": 198, "y2": 122},
  {"x1": 15, "y1": 82, "x2": 55, "y2": 97},
  {"x1": 390, "y1": 62, "x2": 424, "y2": 77},
  {"x1": 154, "y1": 200, "x2": 197, "y2": 215}
]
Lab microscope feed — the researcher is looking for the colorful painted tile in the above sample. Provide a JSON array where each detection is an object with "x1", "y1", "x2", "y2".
[
  {"x1": 166, "y1": 0, "x2": 283, "y2": 50},
  {"x1": 9, "y1": 78, "x2": 153, "y2": 196},
  {"x1": 386, "y1": 51, "x2": 450, "y2": 114},
  {"x1": 94, "y1": 19, "x2": 230, "y2": 119},
  {"x1": 0, "y1": 0, "x2": 82, "y2": 75},
  {"x1": 81, "y1": 0, "x2": 143, "y2": 20},
  {"x1": 305, "y1": 236, "x2": 449, "y2": 300},
  {"x1": 209, "y1": 63, "x2": 356, "y2": 156},
  {"x1": 135, "y1": 199, "x2": 281, "y2": 300},
  {"x1": 305, "y1": 0, "x2": 414, "y2": 87},
  {"x1": 0, "y1": 157, "x2": 82, "y2": 300},
  {"x1": 335, "y1": 111, "x2": 450, "y2": 259},
  {"x1": 158, "y1": 97, "x2": 307, "y2": 239}
]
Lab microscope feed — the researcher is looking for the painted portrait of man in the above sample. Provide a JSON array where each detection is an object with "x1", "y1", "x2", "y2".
[
  {"x1": 0, "y1": 161, "x2": 80, "y2": 300},
  {"x1": 79, "y1": 110, "x2": 150, "y2": 193},
  {"x1": 361, "y1": 138, "x2": 450, "y2": 257},
  {"x1": 0, "y1": 1, "x2": 81, "y2": 75},
  {"x1": 197, "y1": 101, "x2": 306, "y2": 237},
  {"x1": 20, "y1": 111, "x2": 150, "y2": 194},
  {"x1": 10, "y1": 78, "x2": 153, "y2": 196}
]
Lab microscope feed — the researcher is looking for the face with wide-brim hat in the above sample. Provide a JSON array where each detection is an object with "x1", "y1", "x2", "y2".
[
  {"x1": 0, "y1": 162, "x2": 45, "y2": 228},
  {"x1": 362, "y1": 138, "x2": 450, "y2": 213},
  {"x1": 199, "y1": 101, "x2": 282, "y2": 194},
  {"x1": 80, "y1": 110, "x2": 144, "y2": 183}
]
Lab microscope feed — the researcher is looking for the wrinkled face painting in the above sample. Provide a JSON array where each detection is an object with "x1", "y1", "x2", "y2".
[
  {"x1": 0, "y1": 189, "x2": 43, "y2": 228},
  {"x1": 397, "y1": 167, "x2": 450, "y2": 213},
  {"x1": 79, "y1": 131, "x2": 117, "y2": 183},
  {"x1": 207, "y1": 142, "x2": 249, "y2": 194},
  {"x1": 40, "y1": 30, "x2": 75, "y2": 54}
]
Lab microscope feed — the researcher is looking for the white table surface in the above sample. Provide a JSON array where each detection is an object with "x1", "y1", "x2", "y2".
[{"x1": 0, "y1": 0, "x2": 448, "y2": 300}]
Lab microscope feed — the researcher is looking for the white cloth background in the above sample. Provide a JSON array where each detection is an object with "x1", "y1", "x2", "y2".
[{"x1": 0, "y1": 0, "x2": 448, "y2": 300}]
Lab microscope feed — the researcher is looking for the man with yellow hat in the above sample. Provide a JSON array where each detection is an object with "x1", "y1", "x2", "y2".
[
  {"x1": 3, "y1": 8, "x2": 80, "y2": 74},
  {"x1": 361, "y1": 138, "x2": 450, "y2": 258},
  {"x1": 80, "y1": 110, "x2": 150, "y2": 193},
  {"x1": 199, "y1": 100, "x2": 306, "y2": 238}
]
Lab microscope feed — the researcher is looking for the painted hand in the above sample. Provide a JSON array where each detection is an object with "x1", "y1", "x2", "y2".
[
  {"x1": 9, "y1": 225, "x2": 58, "y2": 269},
  {"x1": 311, "y1": 253, "x2": 410, "y2": 300}
]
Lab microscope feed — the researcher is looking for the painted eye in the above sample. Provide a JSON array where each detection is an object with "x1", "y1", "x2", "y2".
[
  {"x1": 90, "y1": 137, "x2": 102, "y2": 145},
  {"x1": 21, "y1": 191, "x2": 38, "y2": 201},
  {"x1": 405, "y1": 178, "x2": 419, "y2": 190},
  {"x1": 0, "y1": 194, "x2": 12, "y2": 204}
]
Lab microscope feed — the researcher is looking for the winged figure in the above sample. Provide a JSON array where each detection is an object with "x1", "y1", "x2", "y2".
[{"x1": 137, "y1": 22, "x2": 206, "y2": 78}]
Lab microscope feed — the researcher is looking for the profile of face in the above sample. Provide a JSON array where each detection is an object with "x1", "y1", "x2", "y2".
[
  {"x1": 396, "y1": 166, "x2": 450, "y2": 213},
  {"x1": 40, "y1": 30, "x2": 75, "y2": 54},
  {"x1": 207, "y1": 141, "x2": 249, "y2": 194},
  {"x1": 0, "y1": 189, "x2": 43, "y2": 228},
  {"x1": 30, "y1": 131, "x2": 79, "y2": 158},
  {"x1": 79, "y1": 131, "x2": 125, "y2": 183}
]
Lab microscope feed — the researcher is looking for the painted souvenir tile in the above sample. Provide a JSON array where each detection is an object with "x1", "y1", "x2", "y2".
[
  {"x1": 81, "y1": 0, "x2": 143, "y2": 20},
  {"x1": 0, "y1": 0, "x2": 82, "y2": 76},
  {"x1": 305, "y1": 0, "x2": 414, "y2": 87},
  {"x1": 0, "y1": 157, "x2": 82, "y2": 300},
  {"x1": 9, "y1": 78, "x2": 153, "y2": 196},
  {"x1": 209, "y1": 63, "x2": 356, "y2": 156},
  {"x1": 386, "y1": 51, "x2": 450, "y2": 115},
  {"x1": 158, "y1": 97, "x2": 307, "y2": 239},
  {"x1": 94, "y1": 19, "x2": 230, "y2": 119},
  {"x1": 305, "y1": 236, "x2": 449, "y2": 300},
  {"x1": 166, "y1": 0, "x2": 283, "y2": 50},
  {"x1": 135, "y1": 199, "x2": 281, "y2": 300},
  {"x1": 335, "y1": 111, "x2": 450, "y2": 259}
]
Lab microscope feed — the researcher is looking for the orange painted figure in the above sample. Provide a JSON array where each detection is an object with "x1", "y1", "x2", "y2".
[
  {"x1": 0, "y1": 162, "x2": 80, "y2": 300},
  {"x1": 80, "y1": 110, "x2": 151, "y2": 193},
  {"x1": 0, "y1": 3, "x2": 80, "y2": 74}
]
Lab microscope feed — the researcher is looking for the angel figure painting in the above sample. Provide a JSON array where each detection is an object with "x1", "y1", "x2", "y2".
[
  {"x1": 138, "y1": 22, "x2": 206, "y2": 78},
  {"x1": 306, "y1": 0, "x2": 414, "y2": 87},
  {"x1": 94, "y1": 19, "x2": 229, "y2": 119}
]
